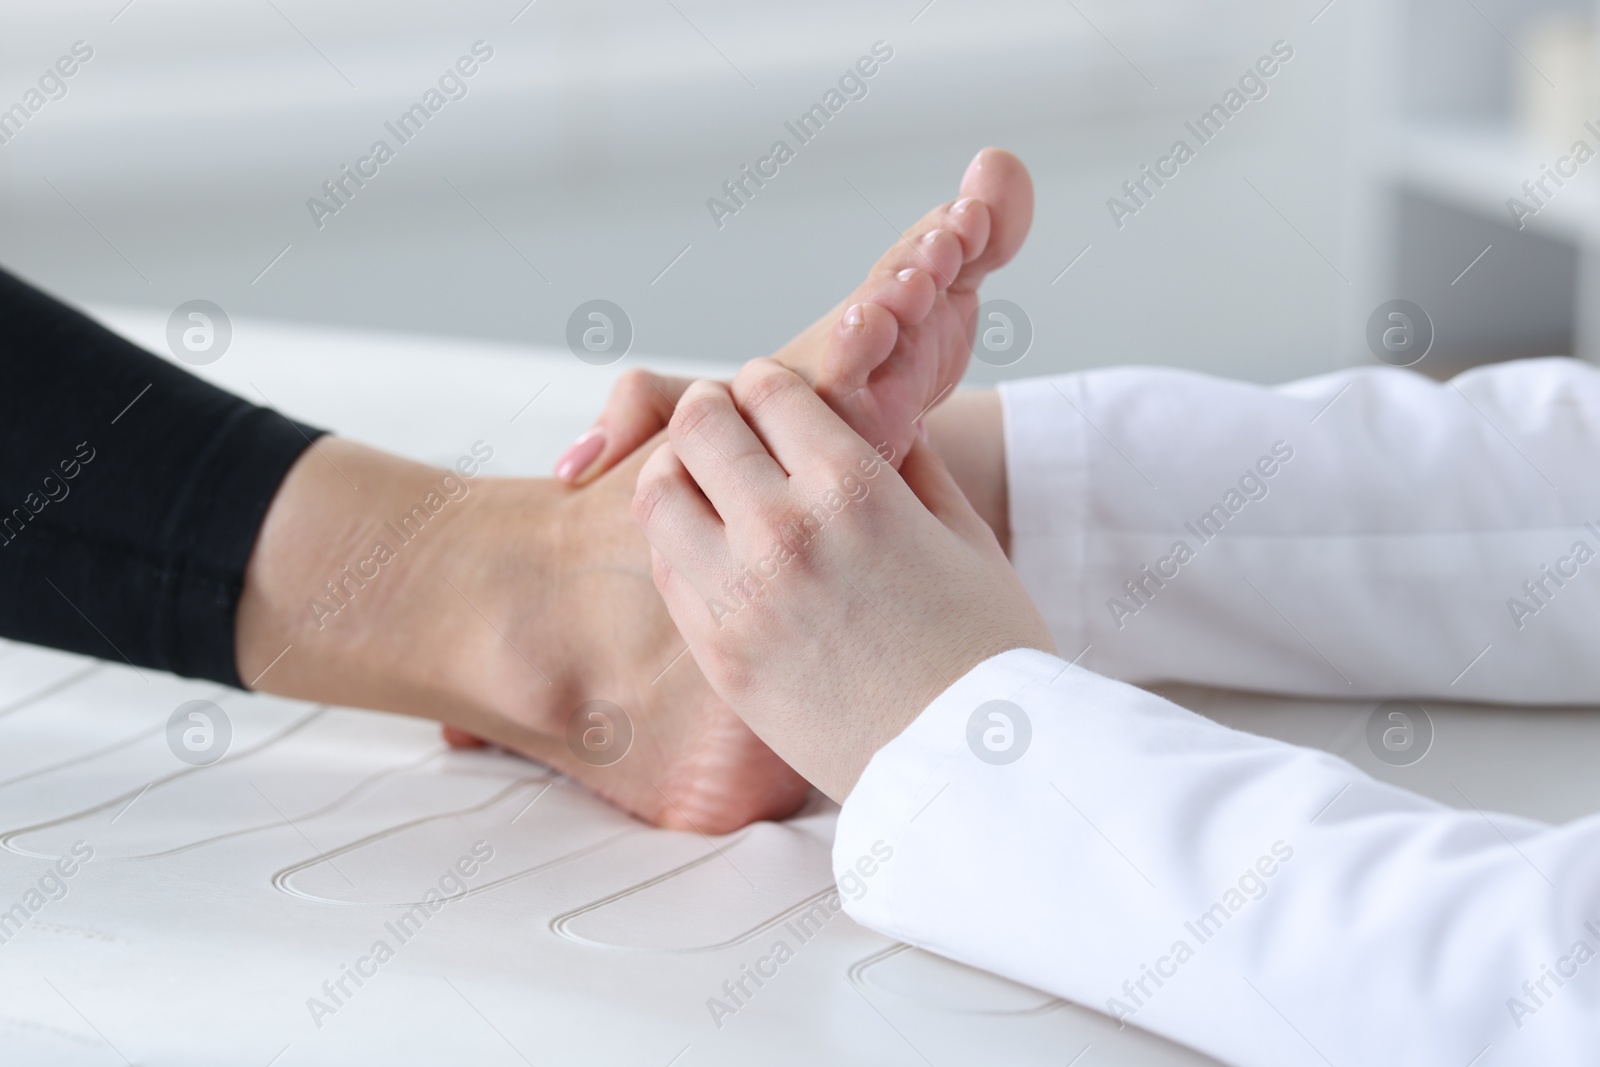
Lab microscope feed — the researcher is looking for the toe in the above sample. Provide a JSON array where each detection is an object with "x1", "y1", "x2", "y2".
[
  {"x1": 852, "y1": 265, "x2": 936, "y2": 328},
  {"x1": 952, "y1": 147, "x2": 1034, "y2": 291},
  {"x1": 874, "y1": 228, "x2": 966, "y2": 293},
  {"x1": 818, "y1": 301, "x2": 899, "y2": 395},
  {"x1": 943, "y1": 195, "x2": 994, "y2": 267}
]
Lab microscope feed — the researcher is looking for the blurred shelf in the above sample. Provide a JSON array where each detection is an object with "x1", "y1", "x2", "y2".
[{"x1": 1380, "y1": 121, "x2": 1600, "y2": 244}]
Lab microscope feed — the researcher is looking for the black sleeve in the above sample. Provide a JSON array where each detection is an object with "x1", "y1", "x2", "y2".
[{"x1": 0, "y1": 266, "x2": 324, "y2": 686}]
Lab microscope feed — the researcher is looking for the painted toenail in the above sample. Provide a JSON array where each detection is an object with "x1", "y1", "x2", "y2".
[
  {"x1": 897, "y1": 268, "x2": 918, "y2": 282},
  {"x1": 952, "y1": 197, "x2": 976, "y2": 214},
  {"x1": 843, "y1": 303, "x2": 865, "y2": 327},
  {"x1": 922, "y1": 229, "x2": 943, "y2": 244}
]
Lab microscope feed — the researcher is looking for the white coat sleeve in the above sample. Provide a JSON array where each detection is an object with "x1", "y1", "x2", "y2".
[
  {"x1": 998, "y1": 357, "x2": 1600, "y2": 702},
  {"x1": 834, "y1": 649, "x2": 1600, "y2": 1067},
  {"x1": 832, "y1": 359, "x2": 1600, "y2": 1066}
]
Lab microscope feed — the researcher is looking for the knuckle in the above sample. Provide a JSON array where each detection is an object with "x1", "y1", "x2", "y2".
[
  {"x1": 702, "y1": 638, "x2": 756, "y2": 697},
  {"x1": 752, "y1": 504, "x2": 828, "y2": 574},
  {"x1": 616, "y1": 368, "x2": 683, "y2": 427},
  {"x1": 630, "y1": 467, "x2": 674, "y2": 531},
  {"x1": 669, "y1": 387, "x2": 728, "y2": 441},
  {"x1": 773, "y1": 465, "x2": 874, "y2": 547},
  {"x1": 733, "y1": 360, "x2": 805, "y2": 418},
  {"x1": 614, "y1": 367, "x2": 656, "y2": 402}
]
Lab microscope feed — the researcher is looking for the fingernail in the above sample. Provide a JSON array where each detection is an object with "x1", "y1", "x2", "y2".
[
  {"x1": 554, "y1": 428, "x2": 605, "y2": 482},
  {"x1": 896, "y1": 268, "x2": 918, "y2": 282},
  {"x1": 952, "y1": 196, "x2": 976, "y2": 214},
  {"x1": 922, "y1": 228, "x2": 943, "y2": 245},
  {"x1": 916, "y1": 418, "x2": 929, "y2": 442},
  {"x1": 843, "y1": 303, "x2": 865, "y2": 327}
]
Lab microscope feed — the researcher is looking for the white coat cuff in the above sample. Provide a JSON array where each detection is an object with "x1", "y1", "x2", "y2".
[
  {"x1": 831, "y1": 647, "x2": 1065, "y2": 940},
  {"x1": 998, "y1": 378, "x2": 1089, "y2": 659}
]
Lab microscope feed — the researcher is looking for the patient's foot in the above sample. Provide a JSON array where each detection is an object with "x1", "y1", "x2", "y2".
[
  {"x1": 462, "y1": 444, "x2": 814, "y2": 833},
  {"x1": 771, "y1": 146, "x2": 1033, "y2": 465},
  {"x1": 239, "y1": 437, "x2": 811, "y2": 835},
  {"x1": 554, "y1": 148, "x2": 1034, "y2": 483}
]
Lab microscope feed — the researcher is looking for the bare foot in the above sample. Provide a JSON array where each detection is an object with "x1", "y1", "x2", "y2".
[
  {"x1": 553, "y1": 147, "x2": 1034, "y2": 483},
  {"x1": 461, "y1": 443, "x2": 813, "y2": 832},
  {"x1": 772, "y1": 147, "x2": 1034, "y2": 466},
  {"x1": 238, "y1": 437, "x2": 811, "y2": 834}
]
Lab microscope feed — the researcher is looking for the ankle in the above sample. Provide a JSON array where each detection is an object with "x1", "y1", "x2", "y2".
[{"x1": 234, "y1": 440, "x2": 569, "y2": 733}]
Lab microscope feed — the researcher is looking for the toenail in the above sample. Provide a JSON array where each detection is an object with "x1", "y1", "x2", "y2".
[
  {"x1": 843, "y1": 303, "x2": 865, "y2": 327},
  {"x1": 922, "y1": 229, "x2": 943, "y2": 244},
  {"x1": 952, "y1": 197, "x2": 976, "y2": 214},
  {"x1": 897, "y1": 268, "x2": 918, "y2": 282}
]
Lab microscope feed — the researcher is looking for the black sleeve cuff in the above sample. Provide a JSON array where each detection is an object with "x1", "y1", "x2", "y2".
[
  {"x1": 0, "y1": 264, "x2": 325, "y2": 687},
  {"x1": 164, "y1": 406, "x2": 325, "y2": 686}
]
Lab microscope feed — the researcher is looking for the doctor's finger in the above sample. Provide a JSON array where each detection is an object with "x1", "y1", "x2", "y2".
[
  {"x1": 729, "y1": 359, "x2": 884, "y2": 485},
  {"x1": 667, "y1": 379, "x2": 790, "y2": 525},
  {"x1": 631, "y1": 441, "x2": 734, "y2": 601},
  {"x1": 896, "y1": 437, "x2": 998, "y2": 547}
]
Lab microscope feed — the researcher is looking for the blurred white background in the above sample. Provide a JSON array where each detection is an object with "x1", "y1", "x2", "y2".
[{"x1": 3, "y1": 0, "x2": 1598, "y2": 386}]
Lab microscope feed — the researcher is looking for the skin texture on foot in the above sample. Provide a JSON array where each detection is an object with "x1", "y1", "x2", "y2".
[
  {"x1": 552, "y1": 147, "x2": 1034, "y2": 484},
  {"x1": 237, "y1": 437, "x2": 811, "y2": 833}
]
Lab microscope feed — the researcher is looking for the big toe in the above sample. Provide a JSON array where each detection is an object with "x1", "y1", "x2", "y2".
[{"x1": 954, "y1": 147, "x2": 1034, "y2": 291}]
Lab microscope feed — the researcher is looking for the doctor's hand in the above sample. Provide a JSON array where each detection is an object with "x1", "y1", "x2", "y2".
[
  {"x1": 558, "y1": 367, "x2": 1014, "y2": 555},
  {"x1": 632, "y1": 359, "x2": 1054, "y2": 802}
]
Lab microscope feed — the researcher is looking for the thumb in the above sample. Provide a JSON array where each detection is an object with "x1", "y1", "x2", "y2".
[
  {"x1": 556, "y1": 369, "x2": 698, "y2": 485},
  {"x1": 895, "y1": 437, "x2": 996, "y2": 547}
]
